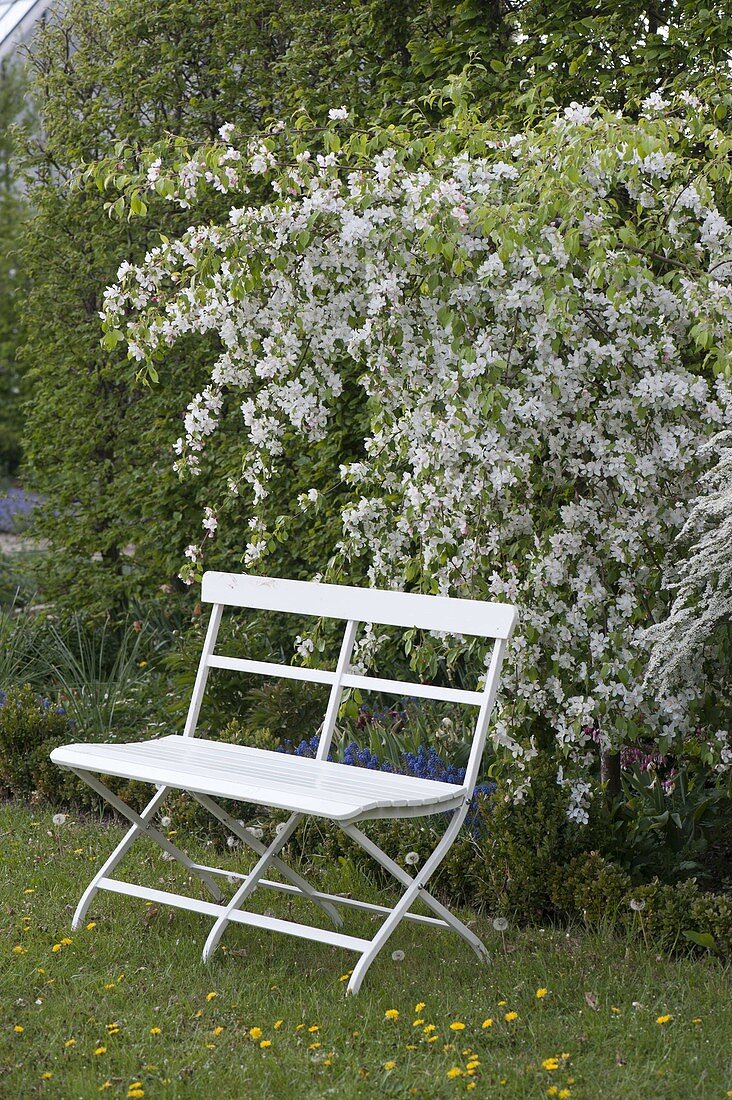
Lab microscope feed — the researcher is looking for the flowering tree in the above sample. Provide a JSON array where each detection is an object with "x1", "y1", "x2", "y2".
[{"x1": 94, "y1": 98, "x2": 732, "y2": 817}]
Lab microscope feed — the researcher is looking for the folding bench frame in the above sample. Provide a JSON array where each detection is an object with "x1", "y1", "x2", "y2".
[{"x1": 60, "y1": 573, "x2": 517, "y2": 994}]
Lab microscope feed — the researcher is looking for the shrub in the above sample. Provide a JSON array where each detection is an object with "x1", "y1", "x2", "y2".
[
  {"x1": 0, "y1": 684, "x2": 74, "y2": 801},
  {"x1": 550, "y1": 852, "x2": 632, "y2": 925}
]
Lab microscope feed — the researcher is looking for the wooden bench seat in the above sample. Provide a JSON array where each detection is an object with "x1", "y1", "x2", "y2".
[{"x1": 51, "y1": 735, "x2": 466, "y2": 821}]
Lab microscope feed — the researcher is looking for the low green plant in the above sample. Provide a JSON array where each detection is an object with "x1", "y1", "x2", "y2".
[
  {"x1": 0, "y1": 603, "x2": 43, "y2": 689},
  {"x1": 605, "y1": 759, "x2": 732, "y2": 884},
  {"x1": 550, "y1": 852, "x2": 632, "y2": 926},
  {"x1": 32, "y1": 614, "x2": 156, "y2": 740},
  {"x1": 0, "y1": 684, "x2": 73, "y2": 801}
]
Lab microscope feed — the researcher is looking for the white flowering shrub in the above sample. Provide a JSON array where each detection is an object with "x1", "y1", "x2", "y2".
[
  {"x1": 644, "y1": 429, "x2": 732, "y2": 760},
  {"x1": 94, "y1": 101, "x2": 732, "y2": 817}
]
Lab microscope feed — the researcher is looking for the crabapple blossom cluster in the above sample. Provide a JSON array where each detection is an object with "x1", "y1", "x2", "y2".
[{"x1": 98, "y1": 104, "x2": 732, "y2": 814}]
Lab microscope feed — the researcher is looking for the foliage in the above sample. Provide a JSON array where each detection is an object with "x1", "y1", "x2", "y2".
[
  {"x1": 0, "y1": 602, "x2": 43, "y2": 690},
  {"x1": 605, "y1": 757, "x2": 732, "y2": 883},
  {"x1": 470, "y1": 751, "x2": 593, "y2": 918},
  {"x1": 31, "y1": 615, "x2": 160, "y2": 740},
  {"x1": 644, "y1": 430, "x2": 732, "y2": 726},
  {"x1": 0, "y1": 57, "x2": 29, "y2": 477},
  {"x1": 550, "y1": 851, "x2": 631, "y2": 925},
  {"x1": 18, "y1": 0, "x2": 732, "y2": 620},
  {"x1": 0, "y1": 685, "x2": 74, "y2": 801},
  {"x1": 94, "y1": 100, "x2": 732, "y2": 812}
]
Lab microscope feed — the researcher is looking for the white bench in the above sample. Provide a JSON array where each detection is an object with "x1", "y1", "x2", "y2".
[{"x1": 50, "y1": 572, "x2": 517, "y2": 994}]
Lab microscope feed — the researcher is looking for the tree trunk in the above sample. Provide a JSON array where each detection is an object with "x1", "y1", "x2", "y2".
[{"x1": 601, "y1": 751, "x2": 621, "y2": 804}]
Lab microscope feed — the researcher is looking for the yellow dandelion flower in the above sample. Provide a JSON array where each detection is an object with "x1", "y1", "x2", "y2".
[
  {"x1": 558, "y1": 1091, "x2": 571, "y2": 1099},
  {"x1": 212, "y1": 1026, "x2": 224, "y2": 1037},
  {"x1": 14, "y1": 1025, "x2": 24, "y2": 1034},
  {"x1": 64, "y1": 1038, "x2": 76, "y2": 1048},
  {"x1": 86, "y1": 922, "x2": 96, "y2": 930},
  {"x1": 127, "y1": 1090, "x2": 144, "y2": 1099},
  {"x1": 611, "y1": 1007, "x2": 621, "y2": 1014},
  {"x1": 427, "y1": 1035, "x2": 439, "y2": 1043},
  {"x1": 273, "y1": 1020, "x2": 284, "y2": 1030},
  {"x1": 93, "y1": 1046, "x2": 107, "y2": 1056},
  {"x1": 338, "y1": 972, "x2": 352, "y2": 982},
  {"x1": 466, "y1": 1060, "x2": 480, "y2": 1070},
  {"x1": 547, "y1": 1089, "x2": 558, "y2": 1098},
  {"x1": 249, "y1": 1027, "x2": 263, "y2": 1040},
  {"x1": 656, "y1": 1015, "x2": 672, "y2": 1025},
  {"x1": 149, "y1": 1027, "x2": 161, "y2": 1036},
  {"x1": 98, "y1": 1082, "x2": 112, "y2": 1092},
  {"x1": 206, "y1": 991, "x2": 217, "y2": 1002},
  {"x1": 504, "y1": 1012, "x2": 518, "y2": 1022},
  {"x1": 41, "y1": 1071, "x2": 53, "y2": 1079},
  {"x1": 260, "y1": 1040, "x2": 271, "y2": 1049},
  {"x1": 384, "y1": 1061, "x2": 397, "y2": 1071},
  {"x1": 413, "y1": 1018, "x2": 425, "y2": 1027},
  {"x1": 415, "y1": 1002, "x2": 426, "y2": 1012},
  {"x1": 446, "y1": 1067, "x2": 463, "y2": 1079},
  {"x1": 51, "y1": 944, "x2": 62, "y2": 953},
  {"x1": 497, "y1": 1000, "x2": 507, "y2": 1006},
  {"x1": 24, "y1": 888, "x2": 36, "y2": 894},
  {"x1": 423, "y1": 1024, "x2": 437, "y2": 1033},
  {"x1": 295, "y1": 1023, "x2": 305, "y2": 1032},
  {"x1": 36, "y1": 968, "x2": 45, "y2": 974},
  {"x1": 117, "y1": 974, "x2": 124, "y2": 983},
  {"x1": 467, "y1": 1084, "x2": 477, "y2": 1092},
  {"x1": 104, "y1": 982, "x2": 115, "y2": 990},
  {"x1": 13, "y1": 945, "x2": 26, "y2": 955},
  {"x1": 60, "y1": 938, "x2": 72, "y2": 946},
  {"x1": 308, "y1": 1025, "x2": 320, "y2": 1033},
  {"x1": 536, "y1": 988, "x2": 548, "y2": 999},
  {"x1": 405, "y1": 1043, "x2": 416, "y2": 1050},
  {"x1": 309, "y1": 1042, "x2": 321, "y2": 1050},
  {"x1": 449, "y1": 1022, "x2": 466, "y2": 1031},
  {"x1": 323, "y1": 1058, "x2": 332, "y2": 1066},
  {"x1": 385, "y1": 1009, "x2": 399, "y2": 1021},
  {"x1": 542, "y1": 1057, "x2": 560, "y2": 1071}
]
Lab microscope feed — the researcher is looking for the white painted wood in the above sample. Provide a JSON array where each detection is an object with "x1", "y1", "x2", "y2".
[
  {"x1": 96, "y1": 879, "x2": 371, "y2": 953},
  {"x1": 201, "y1": 572, "x2": 518, "y2": 639},
  {"x1": 52, "y1": 569, "x2": 516, "y2": 993},
  {"x1": 183, "y1": 603, "x2": 223, "y2": 737},
  {"x1": 207, "y1": 654, "x2": 335, "y2": 685},
  {"x1": 52, "y1": 737, "x2": 466, "y2": 821},
  {"x1": 207, "y1": 654, "x2": 483, "y2": 706},
  {"x1": 341, "y1": 673, "x2": 482, "y2": 706},
  {"x1": 69, "y1": 768, "x2": 223, "y2": 901},
  {"x1": 191, "y1": 792, "x2": 343, "y2": 928},
  {"x1": 316, "y1": 620, "x2": 358, "y2": 761},
  {"x1": 187, "y1": 866, "x2": 449, "y2": 928}
]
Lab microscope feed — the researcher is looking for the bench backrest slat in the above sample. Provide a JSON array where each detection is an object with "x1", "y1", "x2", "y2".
[{"x1": 201, "y1": 572, "x2": 517, "y2": 640}]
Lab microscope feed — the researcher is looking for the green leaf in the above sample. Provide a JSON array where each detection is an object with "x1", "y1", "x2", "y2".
[{"x1": 682, "y1": 931, "x2": 717, "y2": 951}]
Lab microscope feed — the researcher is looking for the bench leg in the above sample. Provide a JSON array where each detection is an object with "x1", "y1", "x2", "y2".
[
  {"x1": 191, "y1": 793, "x2": 343, "y2": 928},
  {"x1": 69, "y1": 770, "x2": 225, "y2": 918},
  {"x1": 343, "y1": 822, "x2": 489, "y2": 964},
  {"x1": 342, "y1": 804, "x2": 489, "y2": 995},
  {"x1": 202, "y1": 812, "x2": 303, "y2": 963}
]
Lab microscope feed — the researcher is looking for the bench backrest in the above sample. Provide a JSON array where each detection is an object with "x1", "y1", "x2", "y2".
[{"x1": 184, "y1": 572, "x2": 518, "y2": 794}]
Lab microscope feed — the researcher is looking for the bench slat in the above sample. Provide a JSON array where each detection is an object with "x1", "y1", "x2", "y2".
[
  {"x1": 207, "y1": 654, "x2": 483, "y2": 706},
  {"x1": 202, "y1": 572, "x2": 517, "y2": 639},
  {"x1": 51, "y1": 736, "x2": 466, "y2": 822}
]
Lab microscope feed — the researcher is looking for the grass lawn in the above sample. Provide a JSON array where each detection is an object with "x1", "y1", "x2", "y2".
[{"x1": 1, "y1": 800, "x2": 730, "y2": 1100}]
